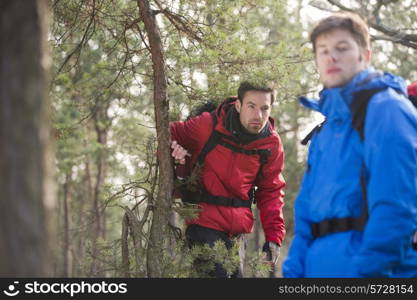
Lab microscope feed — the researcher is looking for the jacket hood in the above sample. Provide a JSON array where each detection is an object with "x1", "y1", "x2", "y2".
[{"x1": 299, "y1": 68, "x2": 408, "y2": 118}]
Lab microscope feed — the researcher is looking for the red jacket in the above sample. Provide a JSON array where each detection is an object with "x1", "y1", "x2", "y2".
[
  {"x1": 408, "y1": 82, "x2": 417, "y2": 96},
  {"x1": 170, "y1": 100, "x2": 286, "y2": 245}
]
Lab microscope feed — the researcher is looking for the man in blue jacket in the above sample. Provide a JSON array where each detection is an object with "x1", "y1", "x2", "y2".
[{"x1": 283, "y1": 12, "x2": 417, "y2": 277}]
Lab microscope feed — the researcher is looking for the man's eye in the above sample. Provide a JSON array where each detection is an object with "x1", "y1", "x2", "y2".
[
  {"x1": 318, "y1": 49, "x2": 328, "y2": 56},
  {"x1": 336, "y1": 47, "x2": 348, "y2": 52}
]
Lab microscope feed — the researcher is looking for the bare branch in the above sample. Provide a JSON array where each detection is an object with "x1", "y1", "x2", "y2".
[
  {"x1": 320, "y1": 0, "x2": 417, "y2": 50},
  {"x1": 372, "y1": 34, "x2": 417, "y2": 49},
  {"x1": 153, "y1": 0, "x2": 203, "y2": 43},
  {"x1": 56, "y1": 0, "x2": 98, "y2": 74},
  {"x1": 326, "y1": 0, "x2": 354, "y2": 12}
]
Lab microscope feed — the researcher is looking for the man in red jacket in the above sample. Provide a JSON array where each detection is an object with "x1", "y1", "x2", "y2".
[
  {"x1": 408, "y1": 82, "x2": 417, "y2": 106},
  {"x1": 170, "y1": 81, "x2": 286, "y2": 277}
]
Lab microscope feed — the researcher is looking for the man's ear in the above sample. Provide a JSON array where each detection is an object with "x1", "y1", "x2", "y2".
[
  {"x1": 362, "y1": 48, "x2": 372, "y2": 66},
  {"x1": 235, "y1": 99, "x2": 241, "y2": 113}
]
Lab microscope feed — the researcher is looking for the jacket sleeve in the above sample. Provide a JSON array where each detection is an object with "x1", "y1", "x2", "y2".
[
  {"x1": 170, "y1": 112, "x2": 212, "y2": 155},
  {"x1": 255, "y1": 134, "x2": 286, "y2": 246},
  {"x1": 282, "y1": 171, "x2": 314, "y2": 278},
  {"x1": 354, "y1": 89, "x2": 417, "y2": 277}
]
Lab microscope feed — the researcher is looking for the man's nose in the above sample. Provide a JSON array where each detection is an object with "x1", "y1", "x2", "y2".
[
  {"x1": 327, "y1": 50, "x2": 339, "y2": 63},
  {"x1": 254, "y1": 108, "x2": 262, "y2": 119}
]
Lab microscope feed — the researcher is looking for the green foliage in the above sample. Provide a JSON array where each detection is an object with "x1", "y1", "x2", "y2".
[
  {"x1": 171, "y1": 200, "x2": 201, "y2": 221},
  {"x1": 160, "y1": 239, "x2": 241, "y2": 278},
  {"x1": 245, "y1": 250, "x2": 273, "y2": 278}
]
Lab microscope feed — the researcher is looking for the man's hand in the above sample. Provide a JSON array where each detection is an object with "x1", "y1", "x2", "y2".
[
  {"x1": 262, "y1": 241, "x2": 280, "y2": 265},
  {"x1": 171, "y1": 140, "x2": 190, "y2": 165}
]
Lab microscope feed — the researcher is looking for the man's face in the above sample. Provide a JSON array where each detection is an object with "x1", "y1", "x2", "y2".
[
  {"x1": 315, "y1": 29, "x2": 371, "y2": 88},
  {"x1": 235, "y1": 90, "x2": 272, "y2": 134}
]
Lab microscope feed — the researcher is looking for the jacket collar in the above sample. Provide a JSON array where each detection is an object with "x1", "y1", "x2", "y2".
[
  {"x1": 299, "y1": 67, "x2": 407, "y2": 120},
  {"x1": 216, "y1": 98, "x2": 275, "y2": 145}
]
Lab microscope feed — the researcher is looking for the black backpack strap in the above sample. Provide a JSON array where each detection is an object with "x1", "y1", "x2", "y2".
[
  {"x1": 311, "y1": 216, "x2": 366, "y2": 239},
  {"x1": 310, "y1": 88, "x2": 381, "y2": 239},
  {"x1": 195, "y1": 111, "x2": 219, "y2": 165},
  {"x1": 301, "y1": 120, "x2": 326, "y2": 145},
  {"x1": 351, "y1": 87, "x2": 411, "y2": 140},
  {"x1": 216, "y1": 138, "x2": 270, "y2": 157},
  {"x1": 196, "y1": 110, "x2": 271, "y2": 173},
  {"x1": 350, "y1": 88, "x2": 385, "y2": 141},
  {"x1": 255, "y1": 149, "x2": 271, "y2": 179},
  {"x1": 181, "y1": 188, "x2": 253, "y2": 208},
  {"x1": 359, "y1": 163, "x2": 368, "y2": 222},
  {"x1": 302, "y1": 87, "x2": 384, "y2": 146},
  {"x1": 258, "y1": 149, "x2": 270, "y2": 165},
  {"x1": 310, "y1": 86, "x2": 416, "y2": 240},
  {"x1": 413, "y1": 231, "x2": 417, "y2": 250},
  {"x1": 182, "y1": 109, "x2": 270, "y2": 208},
  {"x1": 199, "y1": 191, "x2": 252, "y2": 208},
  {"x1": 409, "y1": 95, "x2": 417, "y2": 108},
  {"x1": 310, "y1": 163, "x2": 369, "y2": 239},
  {"x1": 309, "y1": 87, "x2": 380, "y2": 239}
]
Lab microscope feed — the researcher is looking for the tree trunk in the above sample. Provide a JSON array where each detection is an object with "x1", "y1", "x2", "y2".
[
  {"x1": 62, "y1": 172, "x2": 72, "y2": 277},
  {"x1": 137, "y1": 0, "x2": 174, "y2": 278},
  {"x1": 72, "y1": 161, "x2": 92, "y2": 276},
  {"x1": 0, "y1": 0, "x2": 52, "y2": 276},
  {"x1": 90, "y1": 104, "x2": 110, "y2": 276},
  {"x1": 253, "y1": 209, "x2": 262, "y2": 250},
  {"x1": 121, "y1": 213, "x2": 130, "y2": 277}
]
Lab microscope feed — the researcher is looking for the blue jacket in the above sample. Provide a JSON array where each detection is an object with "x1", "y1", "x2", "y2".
[{"x1": 283, "y1": 68, "x2": 417, "y2": 277}]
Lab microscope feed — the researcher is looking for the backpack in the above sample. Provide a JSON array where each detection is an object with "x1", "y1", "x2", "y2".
[
  {"x1": 175, "y1": 97, "x2": 271, "y2": 208},
  {"x1": 301, "y1": 80, "x2": 417, "y2": 240}
]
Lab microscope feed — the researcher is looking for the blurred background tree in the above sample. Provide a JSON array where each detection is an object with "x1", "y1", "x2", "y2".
[
  {"x1": 48, "y1": 0, "x2": 416, "y2": 277},
  {"x1": 0, "y1": 0, "x2": 53, "y2": 277}
]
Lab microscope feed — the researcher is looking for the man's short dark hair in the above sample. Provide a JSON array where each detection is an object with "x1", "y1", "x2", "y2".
[
  {"x1": 237, "y1": 81, "x2": 275, "y2": 104},
  {"x1": 310, "y1": 12, "x2": 370, "y2": 53}
]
